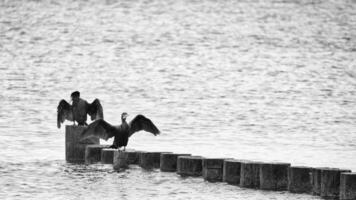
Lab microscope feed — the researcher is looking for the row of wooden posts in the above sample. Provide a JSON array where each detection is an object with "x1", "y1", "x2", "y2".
[{"x1": 65, "y1": 126, "x2": 356, "y2": 200}]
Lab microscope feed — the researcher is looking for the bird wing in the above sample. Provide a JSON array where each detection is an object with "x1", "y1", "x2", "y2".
[
  {"x1": 57, "y1": 99, "x2": 73, "y2": 128},
  {"x1": 87, "y1": 99, "x2": 104, "y2": 121},
  {"x1": 129, "y1": 115, "x2": 160, "y2": 137},
  {"x1": 80, "y1": 119, "x2": 116, "y2": 141}
]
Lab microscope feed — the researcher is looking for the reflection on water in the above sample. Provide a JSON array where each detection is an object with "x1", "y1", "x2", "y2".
[{"x1": 0, "y1": 0, "x2": 355, "y2": 199}]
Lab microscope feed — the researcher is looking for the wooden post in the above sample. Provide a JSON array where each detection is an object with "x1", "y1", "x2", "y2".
[
  {"x1": 223, "y1": 159, "x2": 245, "y2": 185},
  {"x1": 113, "y1": 150, "x2": 128, "y2": 171},
  {"x1": 312, "y1": 167, "x2": 325, "y2": 195},
  {"x1": 177, "y1": 156, "x2": 204, "y2": 177},
  {"x1": 84, "y1": 144, "x2": 109, "y2": 164},
  {"x1": 240, "y1": 161, "x2": 263, "y2": 188},
  {"x1": 259, "y1": 162, "x2": 290, "y2": 190},
  {"x1": 113, "y1": 150, "x2": 145, "y2": 171},
  {"x1": 320, "y1": 168, "x2": 351, "y2": 199},
  {"x1": 65, "y1": 125, "x2": 99, "y2": 163},
  {"x1": 101, "y1": 148, "x2": 117, "y2": 164},
  {"x1": 340, "y1": 172, "x2": 356, "y2": 200},
  {"x1": 288, "y1": 166, "x2": 313, "y2": 193},
  {"x1": 160, "y1": 153, "x2": 191, "y2": 172},
  {"x1": 125, "y1": 150, "x2": 142, "y2": 165},
  {"x1": 202, "y1": 158, "x2": 225, "y2": 182},
  {"x1": 139, "y1": 152, "x2": 171, "y2": 170}
]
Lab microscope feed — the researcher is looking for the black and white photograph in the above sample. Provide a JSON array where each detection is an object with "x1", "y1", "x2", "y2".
[{"x1": 1, "y1": 0, "x2": 355, "y2": 199}]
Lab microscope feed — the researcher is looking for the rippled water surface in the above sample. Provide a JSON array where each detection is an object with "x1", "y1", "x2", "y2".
[{"x1": 1, "y1": 0, "x2": 356, "y2": 199}]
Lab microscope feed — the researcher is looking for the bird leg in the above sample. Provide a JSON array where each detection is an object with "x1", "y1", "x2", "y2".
[{"x1": 72, "y1": 109, "x2": 76, "y2": 126}]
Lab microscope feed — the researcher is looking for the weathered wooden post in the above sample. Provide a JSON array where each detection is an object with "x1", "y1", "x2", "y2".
[
  {"x1": 320, "y1": 168, "x2": 351, "y2": 199},
  {"x1": 160, "y1": 153, "x2": 191, "y2": 172},
  {"x1": 125, "y1": 150, "x2": 142, "y2": 165},
  {"x1": 240, "y1": 161, "x2": 263, "y2": 188},
  {"x1": 113, "y1": 150, "x2": 128, "y2": 171},
  {"x1": 65, "y1": 125, "x2": 99, "y2": 163},
  {"x1": 85, "y1": 144, "x2": 109, "y2": 164},
  {"x1": 312, "y1": 167, "x2": 325, "y2": 195},
  {"x1": 101, "y1": 148, "x2": 117, "y2": 164},
  {"x1": 340, "y1": 172, "x2": 356, "y2": 200},
  {"x1": 113, "y1": 149, "x2": 141, "y2": 171},
  {"x1": 259, "y1": 162, "x2": 290, "y2": 190},
  {"x1": 177, "y1": 156, "x2": 204, "y2": 177},
  {"x1": 202, "y1": 158, "x2": 225, "y2": 182},
  {"x1": 223, "y1": 159, "x2": 245, "y2": 185},
  {"x1": 288, "y1": 166, "x2": 313, "y2": 193},
  {"x1": 139, "y1": 152, "x2": 171, "y2": 170}
]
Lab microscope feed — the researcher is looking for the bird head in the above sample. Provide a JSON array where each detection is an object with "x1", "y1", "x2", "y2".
[
  {"x1": 121, "y1": 112, "x2": 128, "y2": 121},
  {"x1": 70, "y1": 91, "x2": 80, "y2": 103}
]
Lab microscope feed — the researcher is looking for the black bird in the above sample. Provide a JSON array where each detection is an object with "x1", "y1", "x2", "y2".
[
  {"x1": 80, "y1": 113, "x2": 160, "y2": 150},
  {"x1": 57, "y1": 91, "x2": 104, "y2": 128}
]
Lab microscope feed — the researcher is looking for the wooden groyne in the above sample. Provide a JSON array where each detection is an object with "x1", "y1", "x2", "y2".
[{"x1": 65, "y1": 125, "x2": 355, "y2": 199}]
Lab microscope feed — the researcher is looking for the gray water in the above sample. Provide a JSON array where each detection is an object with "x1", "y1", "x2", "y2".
[{"x1": 1, "y1": 0, "x2": 356, "y2": 199}]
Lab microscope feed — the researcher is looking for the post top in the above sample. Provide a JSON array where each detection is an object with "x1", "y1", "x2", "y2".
[
  {"x1": 318, "y1": 167, "x2": 351, "y2": 172},
  {"x1": 224, "y1": 159, "x2": 250, "y2": 163},
  {"x1": 86, "y1": 144, "x2": 110, "y2": 148},
  {"x1": 161, "y1": 152, "x2": 191, "y2": 155},
  {"x1": 341, "y1": 172, "x2": 356, "y2": 175},
  {"x1": 203, "y1": 158, "x2": 225, "y2": 161},
  {"x1": 313, "y1": 167, "x2": 330, "y2": 171},
  {"x1": 102, "y1": 148, "x2": 118, "y2": 152},
  {"x1": 240, "y1": 160, "x2": 265, "y2": 164},
  {"x1": 289, "y1": 166, "x2": 313, "y2": 169},
  {"x1": 133, "y1": 150, "x2": 147, "y2": 153},
  {"x1": 260, "y1": 162, "x2": 291, "y2": 166},
  {"x1": 141, "y1": 151, "x2": 172, "y2": 155},
  {"x1": 178, "y1": 155, "x2": 204, "y2": 159}
]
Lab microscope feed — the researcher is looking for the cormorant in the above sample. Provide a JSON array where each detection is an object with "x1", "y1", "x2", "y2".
[
  {"x1": 57, "y1": 91, "x2": 104, "y2": 128},
  {"x1": 80, "y1": 113, "x2": 160, "y2": 150}
]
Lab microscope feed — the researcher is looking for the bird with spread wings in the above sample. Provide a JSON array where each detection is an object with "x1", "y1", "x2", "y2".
[
  {"x1": 80, "y1": 113, "x2": 160, "y2": 150},
  {"x1": 57, "y1": 91, "x2": 104, "y2": 128}
]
